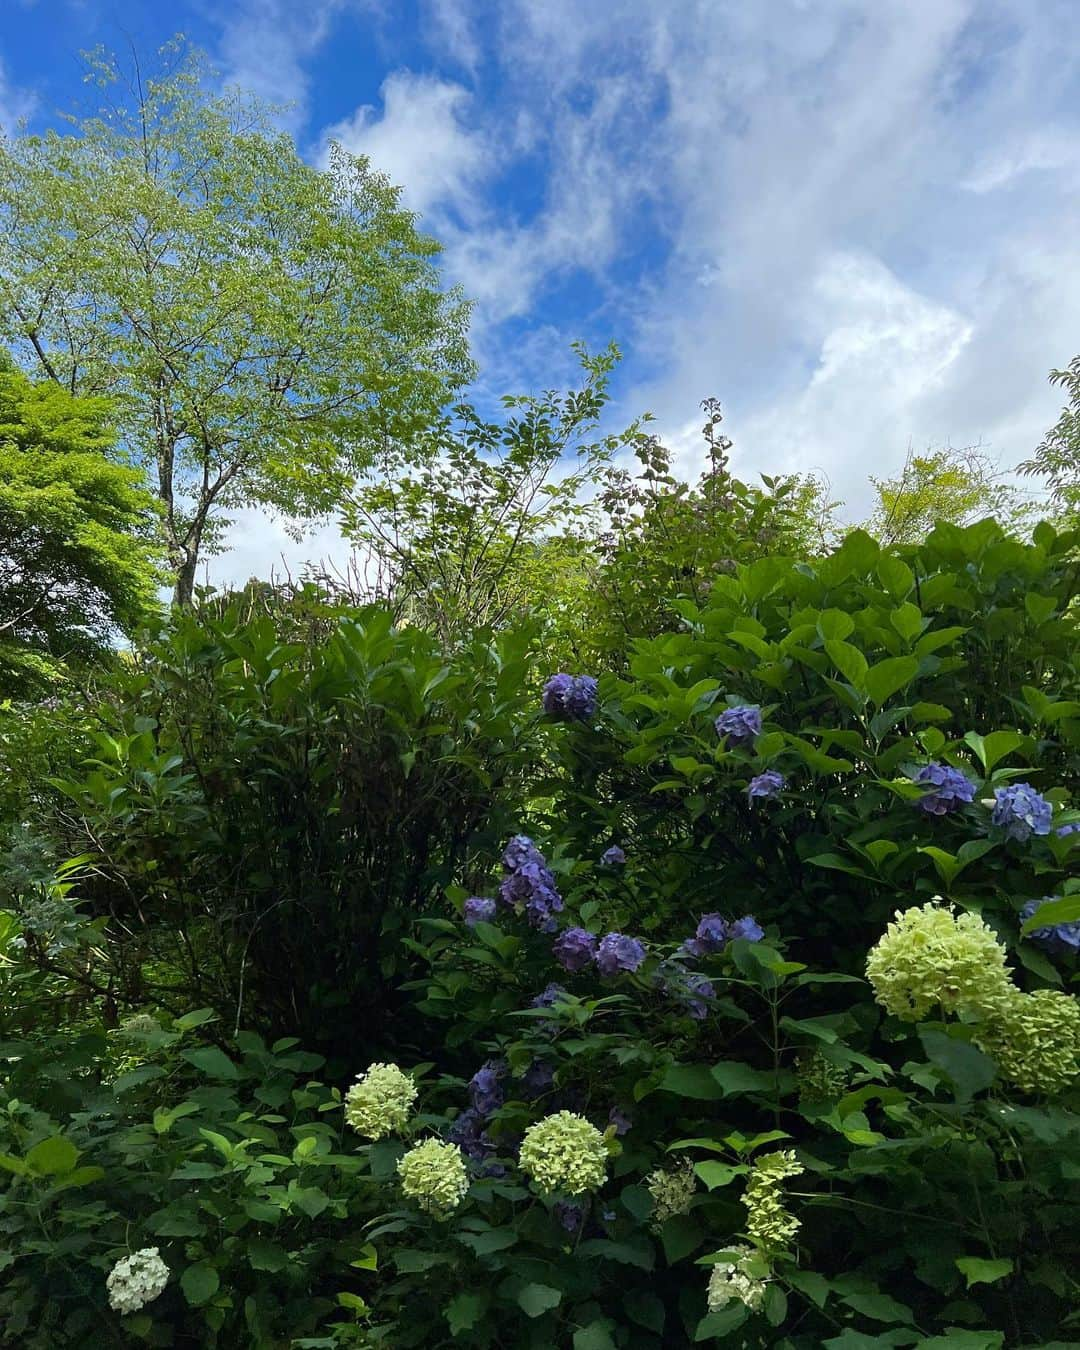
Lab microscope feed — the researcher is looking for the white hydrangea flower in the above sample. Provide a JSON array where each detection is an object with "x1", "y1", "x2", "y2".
[
  {"x1": 706, "y1": 1244, "x2": 769, "y2": 1313},
  {"x1": 106, "y1": 1247, "x2": 169, "y2": 1315},
  {"x1": 344, "y1": 1062, "x2": 418, "y2": 1140}
]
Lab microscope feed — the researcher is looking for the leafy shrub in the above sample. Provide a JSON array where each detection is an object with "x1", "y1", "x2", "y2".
[{"x1": 42, "y1": 600, "x2": 540, "y2": 1055}]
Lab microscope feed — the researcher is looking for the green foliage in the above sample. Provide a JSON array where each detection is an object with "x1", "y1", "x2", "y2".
[
  {"x1": 868, "y1": 445, "x2": 1040, "y2": 545},
  {"x1": 34, "y1": 598, "x2": 539, "y2": 1053},
  {"x1": 1019, "y1": 354, "x2": 1080, "y2": 518},
  {"x1": 0, "y1": 40, "x2": 472, "y2": 602},
  {"x1": 0, "y1": 357, "x2": 160, "y2": 692}
]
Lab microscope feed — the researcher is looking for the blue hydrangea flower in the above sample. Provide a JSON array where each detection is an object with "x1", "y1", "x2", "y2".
[
  {"x1": 532, "y1": 982, "x2": 568, "y2": 1010},
  {"x1": 608, "y1": 1105, "x2": 632, "y2": 1136},
  {"x1": 729, "y1": 915, "x2": 765, "y2": 943},
  {"x1": 463, "y1": 896, "x2": 496, "y2": 927},
  {"x1": 1056, "y1": 822, "x2": 1080, "y2": 838},
  {"x1": 553, "y1": 926, "x2": 598, "y2": 972},
  {"x1": 447, "y1": 1108, "x2": 497, "y2": 1163},
  {"x1": 714, "y1": 704, "x2": 762, "y2": 748},
  {"x1": 503, "y1": 834, "x2": 544, "y2": 871},
  {"x1": 682, "y1": 913, "x2": 729, "y2": 959},
  {"x1": 600, "y1": 845, "x2": 626, "y2": 866},
  {"x1": 747, "y1": 769, "x2": 785, "y2": 802},
  {"x1": 1020, "y1": 898, "x2": 1080, "y2": 958},
  {"x1": 683, "y1": 972, "x2": 716, "y2": 1020},
  {"x1": 913, "y1": 762, "x2": 976, "y2": 815},
  {"x1": 543, "y1": 673, "x2": 599, "y2": 722},
  {"x1": 468, "y1": 1060, "x2": 507, "y2": 1117},
  {"x1": 595, "y1": 932, "x2": 646, "y2": 976},
  {"x1": 992, "y1": 783, "x2": 1053, "y2": 842}
]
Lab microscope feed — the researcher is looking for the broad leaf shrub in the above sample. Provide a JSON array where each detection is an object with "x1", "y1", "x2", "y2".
[{"x1": 39, "y1": 599, "x2": 539, "y2": 1055}]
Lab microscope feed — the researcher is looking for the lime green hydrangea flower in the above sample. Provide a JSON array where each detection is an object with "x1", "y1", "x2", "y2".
[
  {"x1": 973, "y1": 988, "x2": 1080, "y2": 1095},
  {"x1": 344, "y1": 1062, "x2": 417, "y2": 1140},
  {"x1": 743, "y1": 1150, "x2": 804, "y2": 1254},
  {"x1": 646, "y1": 1158, "x2": 697, "y2": 1225},
  {"x1": 706, "y1": 1244, "x2": 769, "y2": 1313},
  {"x1": 865, "y1": 903, "x2": 1013, "y2": 1022},
  {"x1": 397, "y1": 1138, "x2": 469, "y2": 1218},
  {"x1": 796, "y1": 1050, "x2": 849, "y2": 1104},
  {"x1": 519, "y1": 1110, "x2": 608, "y2": 1195}
]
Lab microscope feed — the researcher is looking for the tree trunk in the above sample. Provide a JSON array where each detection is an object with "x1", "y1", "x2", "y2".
[{"x1": 173, "y1": 552, "x2": 198, "y2": 608}]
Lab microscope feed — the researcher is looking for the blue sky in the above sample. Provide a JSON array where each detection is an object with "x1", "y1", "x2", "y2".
[{"x1": 2, "y1": 0, "x2": 1079, "y2": 585}]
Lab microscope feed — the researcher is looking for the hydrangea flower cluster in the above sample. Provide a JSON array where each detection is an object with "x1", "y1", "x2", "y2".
[
  {"x1": 681, "y1": 972, "x2": 716, "y2": 1020},
  {"x1": 554, "y1": 1200, "x2": 585, "y2": 1233},
  {"x1": 743, "y1": 1150, "x2": 804, "y2": 1253},
  {"x1": 519, "y1": 1110, "x2": 608, "y2": 1195},
  {"x1": 499, "y1": 836, "x2": 564, "y2": 931},
  {"x1": 992, "y1": 783, "x2": 1053, "y2": 841},
  {"x1": 973, "y1": 988, "x2": 1080, "y2": 1095},
  {"x1": 532, "y1": 981, "x2": 568, "y2": 1009},
  {"x1": 1020, "y1": 898, "x2": 1080, "y2": 958},
  {"x1": 681, "y1": 913, "x2": 763, "y2": 959},
  {"x1": 447, "y1": 1108, "x2": 497, "y2": 1165},
  {"x1": 463, "y1": 896, "x2": 496, "y2": 927},
  {"x1": 864, "y1": 903, "x2": 1013, "y2": 1022},
  {"x1": 397, "y1": 1139, "x2": 469, "y2": 1218},
  {"x1": 600, "y1": 845, "x2": 626, "y2": 866},
  {"x1": 106, "y1": 1248, "x2": 170, "y2": 1315},
  {"x1": 553, "y1": 926, "x2": 598, "y2": 972},
  {"x1": 714, "y1": 704, "x2": 762, "y2": 748},
  {"x1": 520, "y1": 1058, "x2": 555, "y2": 1099},
  {"x1": 344, "y1": 1062, "x2": 418, "y2": 1140},
  {"x1": 595, "y1": 932, "x2": 646, "y2": 976},
  {"x1": 646, "y1": 1158, "x2": 698, "y2": 1225},
  {"x1": 796, "y1": 1050, "x2": 850, "y2": 1103},
  {"x1": 1057, "y1": 822, "x2": 1080, "y2": 838},
  {"x1": 119, "y1": 1013, "x2": 162, "y2": 1037},
  {"x1": 706, "y1": 1245, "x2": 769, "y2": 1314},
  {"x1": 912, "y1": 762, "x2": 976, "y2": 815},
  {"x1": 542, "y1": 673, "x2": 599, "y2": 722},
  {"x1": 468, "y1": 1060, "x2": 507, "y2": 1116},
  {"x1": 747, "y1": 769, "x2": 785, "y2": 802}
]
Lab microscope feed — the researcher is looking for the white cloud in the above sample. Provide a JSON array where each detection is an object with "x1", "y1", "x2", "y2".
[
  {"x1": 323, "y1": 71, "x2": 492, "y2": 218},
  {"x1": 0, "y1": 55, "x2": 36, "y2": 132}
]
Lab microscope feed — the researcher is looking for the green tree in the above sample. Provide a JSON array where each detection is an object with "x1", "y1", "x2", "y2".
[
  {"x1": 0, "y1": 41, "x2": 472, "y2": 604},
  {"x1": 1019, "y1": 355, "x2": 1080, "y2": 517},
  {"x1": 0, "y1": 356, "x2": 160, "y2": 694},
  {"x1": 868, "y1": 443, "x2": 1038, "y2": 544}
]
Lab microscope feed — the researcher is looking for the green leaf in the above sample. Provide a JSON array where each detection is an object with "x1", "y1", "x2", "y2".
[
  {"x1": 661, "y1": 1214, "x2": 702, "y2": 1264},
  {"x1": 659, "y1": 1064, "x2": 725, "y2": 1099},
  {"x1": 764, "y1": 1283, "x2": 788, "y2": 1326},
  {"x1": 787, "y1": 1269, "x2": 831, "y2": 1307},
  {"x1": 0, "y1": 1153, "x2": 28, "y2": 1176},
  {"x1": 517, "y1": 1283, "x2": 562, "y2": 1318},
  {"x1": 574, "y1": 1323, "x2": 617, "y2": 1350},
  {"x1": 181, "y1": 1046, "x2": 239, "y2": 1079},
  {"x1": 918, "y1": 1029, "x2": 996, "y2": 1102},
  {"x1": 694, "y1": 1305, "x2": 749, "y2": 1340},
  {"x1": 710, "y1": 1061, "x2": 778, "y2": 1095},
  {"x1": 625, "y1": 1290, "x2": 665, "y2": 1334},
  {"x1": 456, "y1": 1227, "x2": 517, "y2": 1256},
  {"x1": 290, "y1": 1186, "x2": 330, "y2": 1219},
  {"x1": 693, "y1": 1161, "x2": 741, "y2": 1189},
  {"x1": 955, "y1": 1256, "x2": 1013, "y2": 1288},
  {"x1": 350, "y1": 1243, "x2": 378, "y2": 1271},
  {"x1": 841, "y1": 1292, "x2": 915, "y2": 1323},
  {"x1": 576, "y1": 1237, "x2": 654, "y2": 1269},
  {"x1": 247, "y1": 1238, "x2": 288, "y2": 1272},
  {"x1": 173, "y1": 1008, "x2": 218, "y2": 1031},
  {"x1": 889, "y1": 603, "x2": 924, "y2": 643},
  {"x1": 864, "y1": 656, "x2": 919, "y2": 707},
  {"x1": 181, "y1": 1262, "x2": 219, "y2": 1307},
  {"x1": 445, "y1": 1292, "x2": 487, "y2": 1335},
  {"x1": 25, "y1": 1136, "x2": 79, "y2": 1176},
  {"x1": 916, "y1": 1334, "x2": 1003, "y2": 1349},
  {"x1": 1022, "y1": 896, "x2": 1080, "y2": 933},
  {"x1": 825, "y1": 640, "x2": 869, "y2": 690},
  {"x1": 963, "y1": 730, "x2": 1023, "y2": 772}
]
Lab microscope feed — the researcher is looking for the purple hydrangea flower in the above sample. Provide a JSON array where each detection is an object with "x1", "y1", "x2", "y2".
[
  {"x1": 1056, "y1": 822, "x2": 1080, "y2": 838},
  {"x1": 520, "y1": 1059, "x2": 555, "y2": 1100},
  {"x1": 503, "y1": 834, "x2": 544, "y2": 871},
  {"x1": 913, "y1": 762, "x2": 976, "y2": 816},
  {"x1": 531, "y1": 982, "x2": 568, "y2": 1010},
  {"x1": 729, "y1": 915, "x2": 765, "y2": 943},
  {"x1": 543, "y1": 673, "x2": 599, "y2": 722},
  {"x1": 600, "y1": 845, "x2": 626, "y2": 866},
  {"x1": 595, "y1": 932, "x2": 646, "y2": 976},
  {"x1": 447, "y1": 1109, "x2": 496, "y2": 1163},
  {"x1": 608, "y1": 1105, "x2": 632, "y2": 1136},
  {"x1": 992, "y1": 783, "x2": 1053, "y2": 842},
  {"x1": 553, "y1": 926, "x2": 598, "y2": 972},
  {"x1": 747, "y1": 769, "x2": 785, "y2": 802},
  {"x1": 468, "y1": 1060, "x2": 507, "y2": 1117},
  {"x1": 1020, "y1": 898, "x2": 1080, "y2": 958},
  {"x1": 682, "y1": 913, "x2": 729, "y2": 959},
  {"x1": 554, "y1": 1201, "x2": 585, "y2": 1233},
  {"x1": 463, "y1": 896, "x2": 497, "y2": 927},
  {"x1": 683, "y1": 972, "x2": 716, "y2": 1020},
  {"x1": 714, "y1": 704, "x2": 762, "y2": 748}
]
